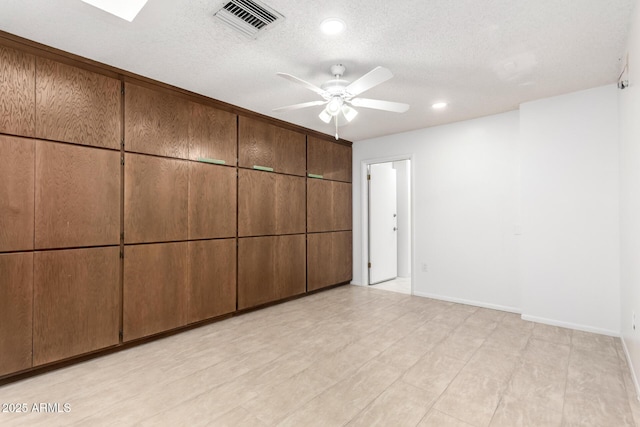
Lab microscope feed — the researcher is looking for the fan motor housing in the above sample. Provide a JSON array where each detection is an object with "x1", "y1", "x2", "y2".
[{"x1": 321, "y1": 79, "x2": 349, "y2": 96}]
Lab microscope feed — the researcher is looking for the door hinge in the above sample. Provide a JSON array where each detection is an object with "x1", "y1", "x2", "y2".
[
  {"x1": 119, "y1": 330, "x2": 123, "y2": 340},
  {"x1": 368, "y1": 262, "x2": 371, "y2": 268},
  {"x1": 121, "y1": 155, "x2": 125, "y2": 166},
  {"x1": 119, "y1": 249, "x2": 124, "y2": 259},
  {"x1": 367, "y1": 174, "x2": 371, "y2": 181}
]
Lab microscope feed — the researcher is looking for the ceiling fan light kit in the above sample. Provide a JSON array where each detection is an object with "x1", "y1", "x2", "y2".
[{"x1": 274, "y1": 64, "x2": 409, "y2": 139}]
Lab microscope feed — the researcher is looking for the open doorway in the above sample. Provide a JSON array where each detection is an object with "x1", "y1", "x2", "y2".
[{"x1": 367, "y1": 159, "x2": 412, "y2": 294}]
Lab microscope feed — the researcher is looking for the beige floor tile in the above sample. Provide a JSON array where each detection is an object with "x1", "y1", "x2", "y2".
[
  {"x1": 522, "y1": 338, "x2": 570, "y2": 369},
  {"x1": 278, "y1": 360, "x2": 401, "y2": 427},
  {"x1": 433, "y1": 327, "x2": 488, "y2": 362},
  {"x1": 562, "y1": 389, "x2": 636, "y2": 426},
  {"x1": 346, "y1": 380, "x2": 435, "y2": 427},
  {"x1": 506, "y1": 360, "x2": 566, "y2": 413},
  {"x1": 307, "y1": 341, "x2": 380, "y2": 383},
  {"x1": 462, "y1": 347, "x2": 520, "y2": 385},
  {"x1": 207, "y1": 406, "x2": 267, "y2": 427},
  {"x1": 403, "y1": 350, "x2": 467, "y2": 395},
  {"x1": 241, "y1": 370, "x2": 335, "y2": 425},
  {"x1": 489, "y1": 394, "x2": 562, "y2": 427},
  {"x1": 433, "y1": 370, "x2": 506, "y2": 427},
  {"x1": 531, "y1": 323, "x2": 572, "y2": 345},
  {"x1": 418, "y1": 409, "x2": 475, "y2": 426}
]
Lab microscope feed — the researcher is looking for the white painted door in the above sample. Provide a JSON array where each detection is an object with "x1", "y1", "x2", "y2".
[{"x1": 369, "y1": 163, "x2": 398, "y2": 284}]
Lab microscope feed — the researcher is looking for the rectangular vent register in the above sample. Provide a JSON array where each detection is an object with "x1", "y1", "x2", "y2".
[{"x1": 214, "y1": 0, "x2": 284, "y2": 38}]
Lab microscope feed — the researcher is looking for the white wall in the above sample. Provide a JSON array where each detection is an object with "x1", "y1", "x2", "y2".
[
  {"x1": 620, "y1": 1, "x2": 640, "y2": 395},
  {"x1": 353, "y1": 111, "x2": 521, "y2": 312},
  {"x1": 519, "y1": 85, "x2": 620, "y2": 335},
  {"x1": 393, "y1": 160, "x2": 411, "y2": 277}
]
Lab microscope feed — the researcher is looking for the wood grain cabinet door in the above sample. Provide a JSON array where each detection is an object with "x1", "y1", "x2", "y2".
[
  {"x1": 188, "y1": 162, "x2": 236, "y2": 240},
  {"x1": 0, "y1": 46, "x2": 35, "y2": 137},
  {"x1": 35, "y1": 141, "x2": 120, "y2": 249},
  {"x1": 124, "y1": 83, "x2": 190, "y2": 159},
  {"x1": 124, "y1": 153, "x2": 188, "y2": 244},
  {"x1": 188, "y1": 103, "x2": 237, "y2": 166},
  {"x1": 238, "y1": 169, "x2": 276, "y2": 237},
  {"x1": 35, "y1": 58, "x2": 120, "y2": 149},
  {"x1": 0, "y1": 252, "x2": 33, "y2": 376},
  {"x1": 332, "y1": 181, "x2": 352, "y2": 231},
  {"x1": 33, "y1": 247, "x2": 120, "y2": 366},
  {"x1": 123, "y1": 242, "x2": 188, "y2": 342},
  {"x1": 238, "y1": 116, "x2": 305, "y2": 175},
  {"x1": 307, "y1": 179, "x2": 352, "y2": 232},
  {"x1": 187, "y1": 239, "x2": 236, "y2": 324},
  {"x1": 307, "y1": 231, "x2": 352, "y2": 291},
  {"x1": 0, "y1": 135, "x2": 34, "y2": 252},
  {"x1": 307, "y1": 136, "x2": 351, "y2": 182},
  {"x1": 275, "y1": 174, "x2": 306, "y2": 235},
  {"x1": 238, "y1": 235, "x2": 305, "y2": 309}
]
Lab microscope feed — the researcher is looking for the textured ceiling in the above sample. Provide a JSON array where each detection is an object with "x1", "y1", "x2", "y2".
[{"x1": 0, "y1": 0, "x2": 636, "y2": 141}]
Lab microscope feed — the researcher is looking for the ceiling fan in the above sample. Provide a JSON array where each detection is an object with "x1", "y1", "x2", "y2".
[{"x1": 273, "y1": 64, "x2": 410, "y2": 139}]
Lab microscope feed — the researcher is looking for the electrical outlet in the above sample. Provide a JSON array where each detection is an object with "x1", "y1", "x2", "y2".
[{"x1": 421, "y1": 263, "x2": 428, "y2": 272}]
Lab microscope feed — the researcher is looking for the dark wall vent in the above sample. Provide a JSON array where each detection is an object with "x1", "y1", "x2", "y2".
[{"x1": 214, "y1": 0, "x2": 285, "y2": 38}]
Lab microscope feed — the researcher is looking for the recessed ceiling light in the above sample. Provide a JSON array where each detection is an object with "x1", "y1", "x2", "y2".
[
  {"x1": 81, "y1": 0, "x2": 148, "y2": 22},
  {"x1": 432, "y1": 102, "x2": 448, "y2": 109},
  {"x1": 321, "y1": 18, "x2": 346, "y2": 35}
]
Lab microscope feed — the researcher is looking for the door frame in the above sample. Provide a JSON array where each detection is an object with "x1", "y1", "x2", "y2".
[{"x1": 360, "y1": 154, "x2": 415, "y2": 293}]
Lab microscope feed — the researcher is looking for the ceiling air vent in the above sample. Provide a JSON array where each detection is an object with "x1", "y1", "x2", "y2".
[{"x1": 214, "y1": 0, "x2": 284, "y2": 39}]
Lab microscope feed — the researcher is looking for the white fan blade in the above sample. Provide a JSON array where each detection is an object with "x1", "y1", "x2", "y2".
[
  {"x1": 277, "y1": 73, "x2": 326, "y2": 96},
  {"x1": 273, "y1": 100, "x2": 327, "y2": 113},
  {"x1": 345, "y1": 66, "x2": 393, "y2": 96},
  {"x1": 350, "y1": 98, "x2": 410, "y2": 113}
]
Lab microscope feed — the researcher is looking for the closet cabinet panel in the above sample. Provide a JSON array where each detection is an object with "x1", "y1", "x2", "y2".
[
  {"x1": 35, "y1": 141, "x2": 120, "y2": 249},
  {"x1": 0, "y1": 135, "x2": 34, "y2": 252},
  {"x1": 275, "y1": 174, "x2": 305, "y2": 235},
  {"x1": 0, "y1": 252, "x2": 33, "y2": 376},
  {"x1": 124, "y1": 83, "x2": 189, "y2": 159},
  {"x1": 307, "y1": 179, "x2": 352, "y2": 232},
  {"x1": 307, "y1": 136, "x2": 352, "y2": 182},
  {"x1": 0, "y1": 46, "x2": 35, "y2": 137},
  {"x1": 238, "y1": 235, "x2": 305, "y2": 309},
  {"x1": 123, "y1": 242, "x2": 188, "y2": 342},
  {"x1": 187, "y1": 239, "x2": 236, "y2": 324},
  {"x1": 238, "y1": 169, "x2": 276, "y2": 237},
  {"x1": 33, "y1": 247, "x2": 119, "y2": 366},
  {"x1": 333, "y1": 231, "x2": 353, "y2": 285},
  {"x1": 188, "y1": 162, "x2": 236, "y2": 240},
  {"x1": 125, "y1": 153, "x2": 188, "y2": 244},
  {"x1": 189, "y1": 103, "x2": 237, "y2": 166},
  {"x1": 333, "y1": 181, "x2": 352, "y2": 231},
  {"x1": 35, "y1": 58, "x2": 120, "y2": 149},
  {"x1": 307, "y1": 179, "x2": 332, "y2": 232},
  {"x1": 238, "y1": 116, "x2": 306, "y2": 176},
  {"x1": 307, "y1": 231, "x2": 352, "y2": 291}
]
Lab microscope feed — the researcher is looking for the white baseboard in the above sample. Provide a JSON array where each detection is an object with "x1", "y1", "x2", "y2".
[
  {"x1": 621, "y1": 336, "x2": 640, "y2": 401},
  {"x1": 412, "y1": 291, "x2": 521, "y2": 314},
  {"x1": 520, "y1": 314, "x2": 620, "y2": 337}
]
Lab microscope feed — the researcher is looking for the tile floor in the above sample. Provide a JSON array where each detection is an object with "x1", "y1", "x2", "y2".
[
  {"x1": 369, "y1": 276, "x2": 412, "y2": 294},
  {"x1": 0, "y1": 285, "x2": 638, "y2": 426}
]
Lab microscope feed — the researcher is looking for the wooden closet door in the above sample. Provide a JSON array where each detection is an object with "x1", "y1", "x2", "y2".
[
  {"x1": 333, "y1": 231, "x2": 353, "y2": 284},
  {"x1": 0, "y1": 252, "x2": 33, "y2": 376},
  {"x1": 187, "y1": 239, "x2": 236, "y2": 323},
  {"x1": 33, "y1": 247, "x2": 120, "y2": 366},
  {"x1": 238, "y1": 236, "x2": 275, "y2": 309},
  {"x1": 274, "y1": 234, "x2": 306, "y2": 300},
  {"x1": 331, "y1": 142, "x2": 352, "y2": 183},
  {"x1": 188, "y1": 103, "x2": 237, "y2": 166},
  {"x1": 0, "y1": 135, "x2": 34, "y2": 252},
  {"x1": 0, "y1": 46, "x2": 35, "y2": 137},
  {"x1": 275, "y1": 174, "x2": 306, "y2": 235},
  {"x1": 333, "y1": 181, "x2": 352, "y2": 231},
  {"x1": 307, "y1": 233, "x2": 333, "y2": 292},
  {"x1": 124, "y1": 83, "x2": 189, "y2": 159},
  {"x1": 307, "y1": 178, "x2": 332, "y2": 232},
  {"x1": 307, "y1": 136, "x2": 352, "y2": 182},
  {"x1": 238, "y1": 117, "x2": 306, "y2": 175},
  {"x1": 188, "y1": 162, "x2": 236, "y2": 240},
  {"x1": 35, "y1": 141, "x2": 120, "y2": 249},
  {"x1": 124, "y1": 153, "x2": 189, "y2": 244},
  {"x1": 35, "y1": 58, "x2": 120, "y2": 149},
  {"x1": 123, "y1": 242, "x2": 188, "y2": 341},
  {"x1": 238, "y1": 169, "x2": 276, "y2": 237}
]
